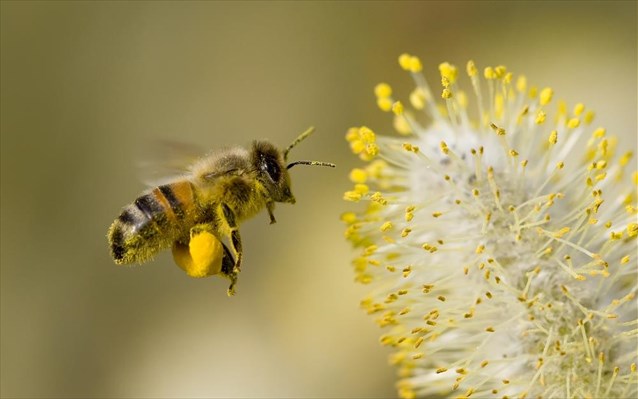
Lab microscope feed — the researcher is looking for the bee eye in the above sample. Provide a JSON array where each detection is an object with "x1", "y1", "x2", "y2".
[{"x1": 262, "y1": 157, "x2": 281, "y2": 183}]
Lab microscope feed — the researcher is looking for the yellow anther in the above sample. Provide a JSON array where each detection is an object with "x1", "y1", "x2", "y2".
[
  {"x1": 466, "y1": 60, "x2": 478, "y2": 77},
  {"x1": 476, "y1": 244, "x2": 485, "y2": 254},
  {"x1": 573, "y1": 103, "x2": 585, "y2": 116},
  {"x1": 504, "y1": 72, "x2": 513, "y2": 84},
  {"x1": 349, "y1": 139, "x2": 365, "y2": 154},
  {"x1": 349, "y1": 168, "x2": 368, "y2": 183},
  {"x1": 529, "y1": 86, "x2": 538, "y2": 99},
  {"x1": 409, "y1": 88, "x2": 425, "y2": 110},
  {"x1": 366, "y1": 160, "x2": 387, "y2": 178},
  {"x1": 392, "y1": 101, "x2": 404, "y2": 115},
  {"x1": 345, "y1": 127, "x2": 359, "y2": 142},
  {"x1": 484, "y1": 66, "x2": 496, "y2": 80},
  {"x1": 370, "y1": 192, "x2": 387, "y2": 205},
  {"x1": 436, "y1": 367, "x2": 448, "y2": 374},
  {"x1": 457, "y1": 90, "x2": 468, "y2": 108},
  {"x1": 593, "y1": 127, "x2": 606, "y2": 138},
  {"x1": 354, "y1": 183, "x2": 369, "y2": 194},
  {"x1": 595, "y1": 160, "x2": 607, "y2": 170},
  {"x1": 611, "y1": 231, "x2": 624, "y2": 240},
  {"x1": 377, "y1": 97, "x2": 393, "y2": 112},
  {"x1": 401, "y1": 228, "x2": 412, "y2": 237},
  {"x1": 494, "y1": 65, "x2": 507, "y2": 78},
  {"x1": 343, "y1": 191, "x2": 362, "y2": 202},
  {"x1": 432, "y1": 211, "x2": 442, "y2": 218},
  {"x1": 619, "y1": 151, "x2": 633, "y2": 166},
  {"x1": 439, "y1": 62, "x2": 458, "y2": 83},
  {"x1": 440, "y1": 141, "x2": 449, "y2": 154},
  {"x1": 509, "y1": 149, "x2": 519, "y2": 157},
  {"x1": 516, "y1": 75, "x2": 527, "y2": 93},
  {"x1": 442, "y1": 88, "x2": 452, "y2": 99},
  {"x1": 585, "y1": 110, "x2": 595, "y2": 124},
  {"x1": 628, "y1": 223, "x2": 638, "y2": 237},
  {"x1": 366, "y1": 143, "x2": 379, "y2": 156},
  {"x1": 490, "y1": 122, "x2": 506, "y2": 135},
  {"x1": 398, "y1": 53, "x2": 412, "y2": 70},
  {"x1": 402, "y1": 143, "x2": 419, "y2": 153},
  {"x1": 393, "y1": 114, "x2": 412, "y2": 135},
  {"x1": 374, "y1": 83, "x2": 392, "y2": 98},
  {"x1": 621, "y1": 256, "x2": 630, "y2": 264},
  {"x1": 380, "y1": 221, "x2": 393, "y2": 232},
  {"x1": 567, "y1": 118, "x2": 580, "y2": 129},
  {"x1": 548, "y1": 130, "x2": 558, "y2": 145},
  {"x1": 408, "y1": 55, "x2": 423, "y2": 73},
  {"x1": 535, "y1": 110, "x2": 546, "y2": 124},
  {"x1": 441, "y1": 76, "x2": 450, "y2": 88},
  {"x1": 556, "y1": 161, "x2": 564, "y2": 169},
  {"x1": 553, "y1": 227, "x2": 570, "y2": 238},
  {"x1": 539, "y1": 87, "x2": 553, "y2": 105},
  {"x1": 359, "y1": 126, "x2": 375, "y2": 143},
  {"x1": 340, "y1": 212, "x2": 357, "y2": 224},
  {"x1": 485, "y1": 326, "x2": 495, "y2": 332}
]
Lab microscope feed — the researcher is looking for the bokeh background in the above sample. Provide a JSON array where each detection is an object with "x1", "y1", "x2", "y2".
[{"x1": 1, "y1": 1, "x2": 636, "y2": 397}]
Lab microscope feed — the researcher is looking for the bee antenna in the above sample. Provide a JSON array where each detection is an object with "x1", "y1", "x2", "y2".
[
  {"x1": 283, "y1": 126, "x2": 316, "y2": 162},
  {"x1": 287, "y1": 160, "x2": 336, "y2": 169}
]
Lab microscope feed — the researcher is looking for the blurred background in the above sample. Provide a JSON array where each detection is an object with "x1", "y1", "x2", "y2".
[{"x1": 1, "y1": 1, "x2": 635, "y2": 397}]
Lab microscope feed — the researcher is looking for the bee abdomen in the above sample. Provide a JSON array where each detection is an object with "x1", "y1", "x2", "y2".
[{"x1": 108, "y1": 182, "x2": 196, "y2": 265}]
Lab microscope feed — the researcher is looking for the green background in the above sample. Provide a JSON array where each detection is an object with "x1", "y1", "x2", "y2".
[{"x1": 2, "y1": 1, "x2": 635, "y2": 397}]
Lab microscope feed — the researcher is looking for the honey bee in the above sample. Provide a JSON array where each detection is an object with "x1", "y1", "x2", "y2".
[{"x1": 107, "y1": 127, "x2": 334, "y2": 295}]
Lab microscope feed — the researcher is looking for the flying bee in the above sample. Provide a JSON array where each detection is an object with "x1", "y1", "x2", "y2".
[{"x1": 107, "y1": 127, "x2": 335, "y2": 296}]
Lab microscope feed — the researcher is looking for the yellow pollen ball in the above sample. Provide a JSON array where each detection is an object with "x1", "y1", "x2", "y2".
[
  {"x1": 574, "y1": 103, "x2": 585, "y2": 116},
  {"x1": 442, "y1": 88, "x2": 452, "y2": 99},
  {"x1": 549, "y1": 130, "x2": 558, "y2": 145},
  {"x1": 174, "y1": 230, "x2": 223, "y2": 278}
]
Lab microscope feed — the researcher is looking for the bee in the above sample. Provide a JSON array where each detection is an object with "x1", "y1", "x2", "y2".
[{"x1": 107, "y1": 127, "x2": 335, "y2": 296}]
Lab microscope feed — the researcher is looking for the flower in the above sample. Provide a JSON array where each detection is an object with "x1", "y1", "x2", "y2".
[{"x1": 343, "y1": 54, "x2": 637, "y2": 398}]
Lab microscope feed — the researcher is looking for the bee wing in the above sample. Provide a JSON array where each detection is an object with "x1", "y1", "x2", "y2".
[{"x1": 137, "y1": 139, "x2": 206, "y2": 187}]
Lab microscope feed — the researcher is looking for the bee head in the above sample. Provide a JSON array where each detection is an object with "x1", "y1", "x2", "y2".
[
  {"x1": 252, "y1": 140, "x2": 296, "y2": 204},
  {"x1": 252, "y1": 127, "x2": 335, "y2": 204}
]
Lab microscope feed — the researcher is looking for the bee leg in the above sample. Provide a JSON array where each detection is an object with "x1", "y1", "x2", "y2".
[
  {"x1": 221, "y1": 204, "x2": 243, "y2": 275},
  {"x1": 267, "y1": 201, "x2": 277, "y2": 224}
]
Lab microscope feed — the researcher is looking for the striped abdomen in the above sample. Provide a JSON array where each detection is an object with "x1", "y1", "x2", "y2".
[{"x1": 108, "y1": 181, "x2": 197, "y2": 264}]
